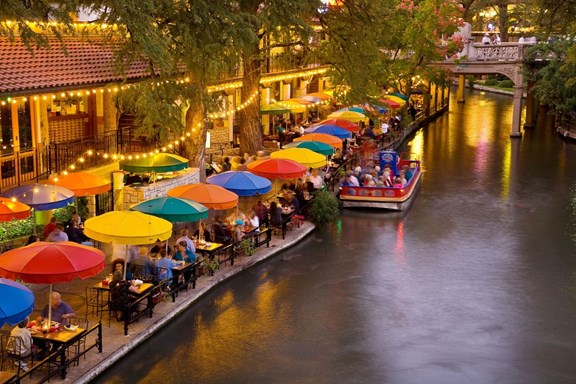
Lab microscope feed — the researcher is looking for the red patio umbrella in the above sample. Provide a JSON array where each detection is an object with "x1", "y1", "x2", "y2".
[
  {"x1": 247, "y1": 158, "x2": 307, "y2": 180},
  {"x1": 0, "y1": 241, "x2": 106, "y2": 325},
  {"x1": 379, "y1": 98, "x2": 401, "y2": 109}
]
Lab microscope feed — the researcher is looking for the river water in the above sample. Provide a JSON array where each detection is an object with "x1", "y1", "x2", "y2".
[{"x1": 98, "y1": 90, "x2": 576, "y2": 384}]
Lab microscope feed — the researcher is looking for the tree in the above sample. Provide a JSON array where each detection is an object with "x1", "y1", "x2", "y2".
[
  {"x1": 316, "y1": 0, "x2": 464, "y2": 108},
  {"x1": 234, "y1": 0, "x2": 320, "y2": 156}
]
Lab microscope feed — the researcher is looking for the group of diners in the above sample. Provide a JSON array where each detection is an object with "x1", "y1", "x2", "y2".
[
  {"x1": 6, "y1": 291, "x2": 77, "y2": 370},
  {"x1": 37, "y1": 211, "x2": 92, "y2": 245},
  {"x1": 341, "y1": 161, "x2": 414, "y2": 188}
]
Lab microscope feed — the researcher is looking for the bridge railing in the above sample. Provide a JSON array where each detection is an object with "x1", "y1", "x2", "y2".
[{"x1": 456, "y1": 42, "x2": 535, "y2": 63}]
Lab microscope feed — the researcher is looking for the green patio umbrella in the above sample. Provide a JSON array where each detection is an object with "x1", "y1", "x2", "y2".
[
  {"x1": 260, "y1": 103, "x2": 290, "y2": 115},
  {"x1": 119, "y1": 153, "x2": 189, "y2": 173},
  {"x1": 283, "y1": 140, "x2": 335, "y2": 156},
  {"x1": 130, "y1": 196, "x2": 209, "y2": 223}
]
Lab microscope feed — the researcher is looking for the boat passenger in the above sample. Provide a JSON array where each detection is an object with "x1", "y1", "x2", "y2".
[{"x1": 393, "y1": 177, "x2": 403, "y2": 188}]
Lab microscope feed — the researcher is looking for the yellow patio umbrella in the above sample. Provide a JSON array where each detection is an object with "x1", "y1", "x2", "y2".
[
  {"x1": 84, "y1": 211, "x2": 173, "y2": 245},
  {"x1": 271, "y1": 147, "x2": 327, "y2": 169},
  {"x1": 327, "y1": 110, "x2": 370, "y2": 123}
]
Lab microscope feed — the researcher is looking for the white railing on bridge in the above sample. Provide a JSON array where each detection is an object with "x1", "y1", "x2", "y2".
[{"x1": 457, "y1": 38, "x2": 537, "y2": 63}]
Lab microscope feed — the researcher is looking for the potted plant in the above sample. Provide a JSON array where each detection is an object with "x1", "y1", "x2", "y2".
[
  {"x1": 309, "y1": 190, "x2": 341, "y2": 228},
  {"x1": 238, "y1": 238, "x2": 255, "y2": 257},
  {"x1": 203, "y1": 258, "x2": 219, "y2": 276}
]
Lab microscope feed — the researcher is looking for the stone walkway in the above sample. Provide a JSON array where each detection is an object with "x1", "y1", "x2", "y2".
[{"x1": 5, "y1": 223, "x2": 314, "y2": 383}]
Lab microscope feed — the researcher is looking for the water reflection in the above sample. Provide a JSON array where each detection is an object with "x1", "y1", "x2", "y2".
[{"x1": 100, "y1": 89, "x2": 576, "y2": 383}]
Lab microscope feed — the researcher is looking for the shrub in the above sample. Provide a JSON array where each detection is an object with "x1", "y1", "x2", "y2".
[
  {"x1": 309, "y1": 190, "x2": 340, "y2": 228},
  {"x1": 498, "y1": 79, "x2": 514, "y2": 88},
  {"x1": 485, "y1": 79, "x2": 498, "y2": 86}
]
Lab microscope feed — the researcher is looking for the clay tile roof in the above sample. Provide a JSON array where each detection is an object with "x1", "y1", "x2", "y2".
[{"x1": 0, "y1": 36, "x2": 153, "y2": 96}]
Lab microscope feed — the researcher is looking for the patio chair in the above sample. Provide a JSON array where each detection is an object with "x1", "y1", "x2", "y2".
[
  {"x1": 1, "y1": 334, "x2": 34, "y2": 374},
  {"x1": 67, "y1": 317, "x2": 89, "y2": 366}
]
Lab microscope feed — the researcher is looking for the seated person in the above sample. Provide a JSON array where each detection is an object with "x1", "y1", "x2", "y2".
[
  {"x1": 109, "y1": 271, "x2": 139, "y2": 322},
  {"x1": 193, "y1": 222, "x2": 212, "y2": 243},
  {"x1": 8, "y1": 317, "x2": 34, "y2": 372},
  {"x1": 308, "y1": 169, "x2": 324, "y2": 190},
  {"x1": 173, "y1": 241, "x2": 197, "y2": 263},
  {"x1": 150, "y1": 239, "x2": 172, "y2": 259},
  {"x1": 131, "y1": 247, "x2": 154, "y2": 276},
  {"x1": 253, "y1": 200, "x2": 269, "y2": 227},
  {"x1": 154, "y1": 249, "x2": 178, "y2": 281},
  {"x1": 111, "y1": 258, "x2": 133, "y2": 280},
  {"x1": 65, "y1": 221, "x2": 91, "y2": 245},
  {"x1": 233, "y1": 220, "x2": 245, "y2": 242},
  {"x1": 45, "y1": 223, "x2": 69, "y2": 242},
  {"x1": 213, "y1": 221, "x2": 232, "y2": 245},
  {"x1": 37, "y1": 291, "x2": 75, "y2": 326},
  {"x1": 269, "y1": 202, "x2": 283, "y2": 227},
  {"x1": 249, "y1": 211, "x2": 260, "y2": 229},
  {"x1": 43, "y1": 216, "x2": 57, "y2": 239}
]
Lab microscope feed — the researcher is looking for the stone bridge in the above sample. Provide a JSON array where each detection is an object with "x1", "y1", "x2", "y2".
[{"x1": 435, "y1": 39, "x2": 537, "y2": 137}]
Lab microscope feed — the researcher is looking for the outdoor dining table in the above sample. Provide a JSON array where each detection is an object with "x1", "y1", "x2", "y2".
[
  {"x1": 171, "y1": 261, "x2": 196, "y2": 292},
  {"x1": 195, "y1": 241, "x2": 224, "y2": 259},
  {"x1": 29, "y1": 322, "x2": 87, "y2": 378},
  {"x1": 0, "y1": 370, "x2": 16, "y2": 383}
]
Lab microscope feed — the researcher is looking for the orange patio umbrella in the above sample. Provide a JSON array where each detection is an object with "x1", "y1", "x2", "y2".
[
  {"x1": 0, "y1": 198, "x2": 31, "y2": 222},
  {"x1": 294, "y1": 133, "x2": 343, "y2": 149},
  {"x1": 167, "y1": 184, "x2": 238, "y2": 210},
  {"x1": 46, "y1": 172, "x2": 111, "y2": 196}
]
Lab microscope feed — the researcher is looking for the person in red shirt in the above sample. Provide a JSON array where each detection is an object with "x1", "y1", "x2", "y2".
[{"x1": 43, "y1": 216, "x2": 57, "y2": 239}]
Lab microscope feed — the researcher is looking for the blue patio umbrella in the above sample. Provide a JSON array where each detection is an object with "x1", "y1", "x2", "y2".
[
  {"x1": 130, "y1": 196, "x2": 209, "y2": 222},
  {"x1": 1, "y1": 183, "x2": 74, "y2": 211},
  {"x1": 0, "y1": 278, "x2": 34, "y2": 327},
  {"x1": 304, "y1": 124, "x2": 352, "y2": 139},
  {"x1": 284, "y1": 140, "x2": 335, "y2": 156},
  {"x1": 207, "y1": 171, "x2": 272, "y2": 197}
]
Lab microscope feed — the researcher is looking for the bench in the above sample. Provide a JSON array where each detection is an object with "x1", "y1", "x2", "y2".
[
  {"x1": 253, "y1": 227, "x2": 272, "y2": 248},
  {"x1": 216, "y1": 243, "x2": 236, "y2": 266}
]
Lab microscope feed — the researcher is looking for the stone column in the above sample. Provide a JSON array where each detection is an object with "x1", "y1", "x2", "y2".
[
  {"x1": 457, "y1": 75, "x2": 466, "y2": 103},
  {"x1": 523, "y1": 82, "x2": 535, "y2": 129},
  {"x1": 510, "y1": 85, "x2": 523, "y2": 137}
]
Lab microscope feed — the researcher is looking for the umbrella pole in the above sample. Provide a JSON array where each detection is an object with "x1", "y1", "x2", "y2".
[
  {"x1": 123, "y1": 245, "x2": 128, "y2": 280},
  {"x1": 47, "y1": 284, "x2": 53, "y2": 328}
]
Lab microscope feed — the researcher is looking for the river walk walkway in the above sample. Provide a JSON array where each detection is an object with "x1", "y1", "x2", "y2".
[{"x1": 5, "y1": 222, "x2": 314, "y2": 383}]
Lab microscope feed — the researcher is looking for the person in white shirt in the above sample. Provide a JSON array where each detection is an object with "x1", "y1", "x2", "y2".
[
  {"x1": 45, "y1": 224, "x2": 68, "y2": 242},
  {"x1": 481, "y1": 33, "x2": 491, "y2": 45},
  {"x1": 176, "y1": 229, "x2": 196, "y2": 254},
  {"x1": 308, "y1": 169, "x2": 324, "y2": 190},
  {"x1": 8, "y1": 317, "x2": 34, "y2": 372}
]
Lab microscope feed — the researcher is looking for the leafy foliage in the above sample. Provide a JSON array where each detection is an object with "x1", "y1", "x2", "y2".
[
  {"x1": 525, "y1": 39, "x2": 576, "y2": 113},
  {"x1": 309, "y1": 190, "x2": 340, "y2": 228},
  {"x1": 317, "y1": 0, "x2": 464, "y2": 107}
]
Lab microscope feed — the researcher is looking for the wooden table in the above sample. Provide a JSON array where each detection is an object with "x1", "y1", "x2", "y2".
[
  {"x1": 195, "y1": 242, "x2": 224, "y2": 258},
  {"x1": 31, "y1": 325, "x2": 87, "y2": 379},
  {"x1": 171, "y1": 262, "x2": 196, "y2": 293},
  {"x1": 93, "y1": 281, "x2": 153, "y2": 295},
  {"x1": 0, "y1": 371, "x2": 16, "y2": 384}
]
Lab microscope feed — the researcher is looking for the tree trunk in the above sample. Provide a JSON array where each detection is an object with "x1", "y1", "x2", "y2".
[
  {"x1": 498, "y1": 2, "x2": 509, "y2": 42},
  {"x1": 238, "y1": 46, "x2": 263, "y2": 156},
  {"x1": 184, "y1": 101, "x2": 207, "y2": 181}
]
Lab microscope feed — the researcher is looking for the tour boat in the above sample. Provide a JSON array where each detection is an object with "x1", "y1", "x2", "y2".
[{"x1": 339, "y1": 150, "x2": 422, "y2": 211}]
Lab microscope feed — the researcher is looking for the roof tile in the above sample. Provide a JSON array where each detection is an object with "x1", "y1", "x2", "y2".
[{"x1": 0, "y1": 36, "x2": 151, "y2": 95}]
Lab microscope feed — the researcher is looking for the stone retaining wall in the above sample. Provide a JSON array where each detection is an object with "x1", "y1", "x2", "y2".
[{"x1": 121, "y1": 168, "x2": 200, "y2": 210}]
